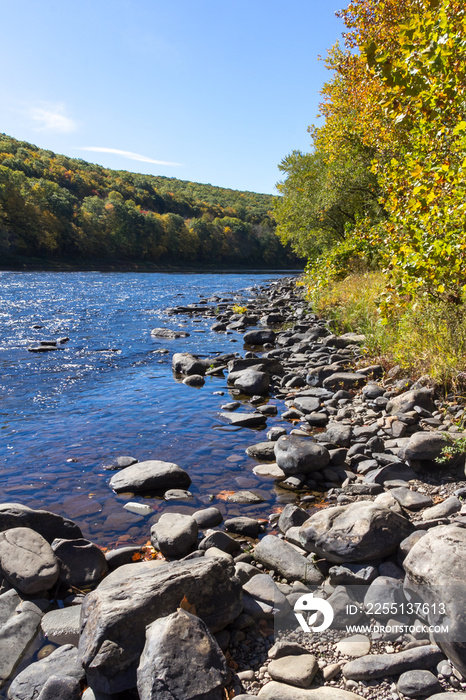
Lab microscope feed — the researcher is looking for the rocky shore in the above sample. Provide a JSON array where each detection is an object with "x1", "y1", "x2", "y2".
[{"x1": 2, "y1": 276, "x2": 466, "y2": 699}]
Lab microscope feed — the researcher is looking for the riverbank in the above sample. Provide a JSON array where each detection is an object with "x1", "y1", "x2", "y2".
[{"x1": 2, "y1": 275, "x2": 466, "y2": 699}]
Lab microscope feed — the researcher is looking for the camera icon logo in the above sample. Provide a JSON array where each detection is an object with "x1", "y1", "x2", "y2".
[{"x1": 294, "y1": 593, "x2": 334, "y2": 633}]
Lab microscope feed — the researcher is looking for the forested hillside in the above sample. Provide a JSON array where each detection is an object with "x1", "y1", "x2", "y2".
[
  {"x1": 275, "y1": 0, "x2": 466, "y2": 385},
  {"x1": 0, "y1": 134, "x2": 299, "y2": 268}
]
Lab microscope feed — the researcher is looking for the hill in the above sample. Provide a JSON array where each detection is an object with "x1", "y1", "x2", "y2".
[{"x1": 0, "y1": 134, "x2": 300, "y2": 269}]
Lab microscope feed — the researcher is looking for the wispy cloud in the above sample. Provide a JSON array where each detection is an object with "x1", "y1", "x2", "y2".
[
  {"x1": 78, "y1": 146, "x2": 181, "y2": 167},
  {"x1": 29, "y1": 104, "x2": 77, "y2": 133}
]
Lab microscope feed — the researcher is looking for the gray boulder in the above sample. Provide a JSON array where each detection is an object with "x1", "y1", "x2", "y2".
[
  {"x1": 137, "y1": 609, "x2": 227, "y2": 700},
  {"x1": 386, "y1": 389, "x2": 435, "y2": 415},
  {"x1": 220, "y1": 412, "x2": 267, "y2": 428},
  {"x1": 243, "y1": 330, "x2": 275, "y2": 345},
  {"x1": 342, "y1": 645, "x2": 444, "y2": 680},
  {"x1": 0, "y1": 504, "x2": 82, "y2": 543},
  {"x1": 403, "y1": 524, "x2": 466, "y2": 677},
  {"x1": 37, "y1": 676, "x2": 81, "y2": 700},
  {"x1": 234, "y1": 369, "x2": 270, "y2": 395},
  {"x1": 172, "y1": 352, "x2": 207, "y2": 375},
  {"x1": 0, "y1": 590, "x2": 43, "y2": 686},
  {"x1": 293, "y1": 397, "x2": 321, "y2": 414},
  {"x1": 0, "y1": 528, "x2": 59, "y2": 595},
  {"x1": 246, "y1": 442, "x2": 276, "y2": 460},
  {"x1": 254, "y1": 535, "x2": 323, "y2": 584},
  {"x1": 396, "y1": 670, "x2": 441, "y2": 698},
  {"x1": 274, "y1": 436, "x2": 330, "y2": 475},
  {"x1": 109, "y1": 460, "x2": 191, "y2": 493},
  {"x1": 421, "y1": 495, "x2": 461, "y2": 520},
  {"x1": 278, "y1": 504, "x2": 310, "y2": 534},
  {"x1": 79, "y1": 557, "x2": 242, "y2": 693},
  {"x1": 192, "y1": 507, "x2": 223, "y2": 529},
  {"x1": 8, "y1": 644, "x2": 84, "y2": 700},
  {"x1": 401, "y1": 432, "x2": 450, "y2": 462},
  {"x1": 51, "y1": 537, "x2": 108, "y2": 587},
  {"x1": 299, "y1": 501, "x2": 412, "y2": 563},
  {"x1": 324, "y1": 424, "x2": 352, "y2": 448},
  {"x1": 224, "y1": 517, "x2": 260, "y2": 538},
  {"x1": 150, "y1": 513, "x2": 198, "y2": 559},
  {"x1": 322, "y1": 373, "x2": 367, "y2": 391}
]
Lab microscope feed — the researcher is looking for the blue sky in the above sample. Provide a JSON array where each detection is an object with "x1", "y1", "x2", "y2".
[{"x1": 0, "y1": 0, "x2": 345, "y2": 194}]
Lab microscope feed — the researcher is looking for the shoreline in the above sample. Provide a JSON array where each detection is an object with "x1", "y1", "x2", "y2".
[{"x1": 2, "y1": 275, "x2": 466, "y2": 699}]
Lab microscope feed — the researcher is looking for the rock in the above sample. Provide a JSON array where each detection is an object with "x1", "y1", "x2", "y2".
[
  {"x1": 0, "y1": 590, "x2": 43, "y2": 685},
  {"x1": 105, "y1": 546, "x2": 142, "y2": 569},
  {"x1": 246, "y1": 442, "x2": 276, "y2": 460},
  {"x1": 172, "y1": 352, "x2": 206, "y2": 375},
  {"x1": 8, "y1": 644, "x2": 84, "y2": 700},
  {"x1": 137, "y1": 609, "x2": 227, "y2": 700},
  {"x1": 243, "y1": 330, "x2": 276, "y2": 345},
  {"x1": 396, "y1": 670, "x2": 442, "y2": 697},
  {"x1": 151, "y1": 328, "x2": 190, "y2": 339},
  {"x1": 336, "y1": 635, "x2": 371, "y2": 658},
  {"x1": 220, "y1": 412, "x2": 267, "y2": 428},
  {"x1": 398, "y1": 530, "x2": 428, "y2": 562},
  {"x1": 322, "y1": 373, "x2": 367, "y2": 391},
  {"x1": 254, "y1": 535, "x2": 323, "y2": 584},
  {"x1": 0, "y1": 504, "x2": 82, "y2": 543},
  {"x1": 278, "y1": 504, "x2": 310, "y2": 534},
  {"x1": 79, "y1": 557, "x2": 242, "y2": 693},
  {"x1": 51, "y1": 538, "x2": 108, "y2": 587},
  {"x1": 299, "y1": 501, "x2": 412, "y2": 563},
  {"x1": 267, "y1": 654, "x2": 318, "y2": 688},
  {"x1": 403, "y1": 524, "x2": 466, "y2": 677},
  {"x1": 258, "y1": 682, "x2": 366, "y2": 699},
  {"x1": 123, "y1": 502, "x2": 153, "y2": 515},
  {"x1": 227, "y1": 490, "x2": 264, "y2": 504},
  {"x1": 242, "y1": 573, "x2": 289, "y2": 618},
  {"x1": 327, "y1": 586, "x2": 363, "y2": 629},
  {"x1": 274, "y1": 436, "x2": 330, "y2": 475},
  {"x1": 235, "y1": 562, "x2": 260, "y2": 585},
  {"x1": 41, "y1": 606, "x2": 81, "y2": 646},
  {"x1": 428, "y1": 694, "x2": 466, "y2": 699},
  {"x1": 364, "y1": 463, "x2": 417, "y2": 485},
  {"x1": 224, "y1": 517, "x2": 260, "y2": 538},
  {"x1": 183, "y1": 374, "x2": 205, "y2": 387},
  {"x1": 102, "y1": 455, "x2": 138, "y2": 471},
  {"x1": 421, "y1": 495, "x2": 461, "y2": 520},
  {"x1": 386, "y1": 389, "x2": 435, "y2": 415},
  {"x1": 37, "y1": 676, "x2": 81, "y2": 700},
  {"x1": 267, "y1": 427, "x2": 287, "y2": 441},
  {"x1": 268, "y1": 640, "x2": 310, "y2": 659},
  {"x1": 0, "y1": 528, "x2": 59, "y2": 595},
  {"x1": 342, "y1": 645, "x2": 444, "y2": 680},
  {"x1": 324, "y1": 424, "x2": 353, "y2": 448},
  {"x1": 401, "y1": 432, "x2": 450, "y2": 462},
  {"x1": 234, "y1": 369, "x2": 270, "y2": 395},
  {"x1": 328, "y1": 564, "x2": 378, "y2": 586},
  {"x1": 293, "y1": 397, "x2": 321, "y2": 414},
  {"x1": 390, "y1": 487, "x2": 433, "y2": 510},
  {"x1": 150, "y1": 513, "x2": 198, "y2": 559},
  {"x1": 261, "y1": 313, "x2": 285, "y2": 325},
  {"x1": 253, "y1": 463, "x2": 286, "y2": 479},
  {"x1": 192, "y1": 507, "x2": 223, "y2": 529},
  {"x1": 109, "y1": 460, "x2": 191, "y2": 493},
  {"x1": 363, "y1": 576, "x2": 405, "y2": 618},
  {"x1": 198, "y1": 530, "x2": 240, "y2": 554}
]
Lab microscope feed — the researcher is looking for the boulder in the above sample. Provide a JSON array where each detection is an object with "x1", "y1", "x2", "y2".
[
  {"x1": 220, "y1": 412, "x2": 267, "y2": 428},
  {"x1": 192, "y1": 507, "x2": 223, "y2": 529},
  {"x1": 150, "y1": 513, "x2": 198, "y2": 559},
  {"x1": 224, "y1": 517, "x2": 260, "y2": 538},
  {"x1": 386, "y1": 388, "x2": 435, "y2": 415},
  {"x1": 172, "y1": 352, "x2": 207, "y2": 375},
  {"x1": 234, "y1": 369, "x2": 270, "y2": 395},
  {"x1": 0, "y1": 528, "x2": 59, "y2": 595},
  {"x1": 79, "y1": 557, "x2": 242, "y2": 693},
  {"x1": 246, "y1": 442, "x2": 276, "y2": 460},
  {"x1": 324, "y1": 424, "x2": 352, "y2": 448},
  {"x1": 137, "y1": 609, "x2": 227, "y2": 700},
  {"x1": 401, "y1": 432, "x2": 450, "y2": 462},
  {"x1": 278, "y1": 504, "x2": 310, "y2": 534},
  {"x1": 254, "y1": 535, "x2": 323, "y2": 584},
  {"x1": 342, "y1": 645, "x2": 444, "y2": 680},
  {"x1": 274, "y1": 436, "x2": 330, "y2": 476},
  {"x1": 243, "y1": 330, "x2": 276, "y2": 345},
  {"x1": 403, "y1": 524, "x2": 466, "y2": 677},
  {"x1": 109, "y1": 460, "x2": 191, "y2": 494},
  {"x1": 293, "y1": 397, "x2": 321, "y2": 414},
  {"x1": 0, "y1": 590, "x2": 43, "y2": 686},
  {"x1": 51, "y1": 538, "x2": 108, "y2": 588},
  {"x1": 299, "y1": 501, "x2": 412, "y2": 563},
  {"x1": 322, "y1": 373, "x2": 367, "y2": 391},
  {"x1": 41, "y1": 606, "x2": 81, "y2": 646},
  {"x1": 8, "y1": 644, "x2": 84, "y2": 700},
  {"x1": 0, "y1": 504, "x2": 82, "y2": 543}
]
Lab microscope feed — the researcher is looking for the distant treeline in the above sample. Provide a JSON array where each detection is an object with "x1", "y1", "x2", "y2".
[{"x1": 0, "y1": 134, "x2": 300, "y2": 268}]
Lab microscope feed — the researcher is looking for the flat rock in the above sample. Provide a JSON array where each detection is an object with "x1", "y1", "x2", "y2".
[
  {"x1": 0, "y1": 504, "x2": 82, "y2": 543},
  {"x1": 258, "y1": 682, "x2": 365, "y2": 699},
  {"x1": 267, "y1": 654, "x2": 318, "y2": 688},
  {"x1": 51, "y1": 537, "x2": 108, "y2": 588},
  {"x1": 253, "y1": 463, "x2": 286, "y2": 479},
  {"x1": 78, "y1": 557, "x2": 242, "y2": 693},
  {"x1": 390, "y1": 487, "x2": 433, "y2": 510},
  {"x1": 102, "y1": 455, "x2": 138, "y2": 471},
  {"x1": 274, "y1": 435, "x2": 330, "y2": 475},
  {"x1": 342, "y1": 645, "x2": 444, "y2": 680},
  {"x1": 254, "y1": 535, "x2": 323, "y2": 584},
  {"x1": 220, "y1": 412, "x2": 267, "y2": 428},
  {"x1": 109, "y1": 460, "x2": 191, "y2": 493},
  {"x1": 0, "y1": 527, "x2": 59, "y2": 595},
  {"x1": 0, "y1": 590, "x2": 43, "y2": 685},
  {"x1": 364, "y1": 463, "x2": 417, "y2": 485},
  {"x1": 137, "y1": 609, "x2": 227, "y2": 700},
  {"x1": 225, "y1": 517, "x2": 260, "y2": 538},
  {"x1": 246, "y1": 442, "x2": 276, "y2": 460},
  {"x1": 336, "y1": 635, "x2": 371, "y2": 658},
  {"x1": 293, "y1": 397, "x2": 321, "y2": 414},
  {"x1": 8, "y1": 644, "x2": 84, "y2": 700},
  {"x1": 299, "y1": 501, "x2": 412, "y2": 563},
  {"x1": 150, "y1": 513, "x2": 198, "y2": 558},
  {"x1": 322, "y1": 372, "x2": 367, "y2": 391},
  {"x1": 151, "y1": 328, "x2": 190, "y2": 339},
  {"x1": 421, "y1": 495, "x2": 461, "y2": 520},
  {"x1": 41, "y1": 606, "x2": 81, "y2": 646},
  {"x1": 227, "y1": 490, "x2": 265, "y2": 504}
]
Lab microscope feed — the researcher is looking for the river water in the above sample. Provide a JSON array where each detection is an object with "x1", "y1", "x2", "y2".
[{"x1": 0, "y1": 271, "x2": 296, "y2": 548}]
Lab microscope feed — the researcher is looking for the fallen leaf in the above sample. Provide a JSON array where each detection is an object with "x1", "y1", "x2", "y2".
[{"x1": 179, "y1": 595, "x2": 197, "y2": 615}]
